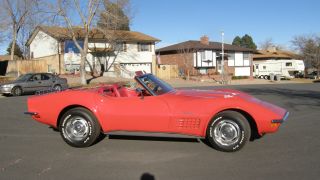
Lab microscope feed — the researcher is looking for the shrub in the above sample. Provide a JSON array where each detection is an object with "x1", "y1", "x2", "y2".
[{"x1": 232, "y1": 76, "x2": 249, "y2": 80}]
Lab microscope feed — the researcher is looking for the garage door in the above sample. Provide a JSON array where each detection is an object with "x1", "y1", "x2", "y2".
[{"x1": 120, "y1": 63, "x2": 152, "y2": 78}]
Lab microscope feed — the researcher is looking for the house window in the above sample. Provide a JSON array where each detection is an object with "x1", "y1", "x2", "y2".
[
  {"x1": 243, "y1": 53, "x2": 249, "y2": 60},
  {"x1": 286, "y1": 62, "x2": 292, "y2": 67},
  {"x1": 243, "y1": 53, "x2": 250, "y2": 66},
  {"x1": 263, "y1": 66, "x2": 266, "y2": 70},
  {"x1": 47, "y1": 65, "x2": 53, "y2": 73},
  {"x1": 228, "y1": 52, "x2": 235, "y2": 66},
  {"x1": 64, "y1": 40, "x2": 84, "y2": 53},
  {"x1": 201, "y1": 51, "x2": 206, "y2": 59},
  {"x1": 115, "y1": 42, "x2": 127, "y2": 52},
  {"x1": 228, "y1": 53, "x2": 235, "y2": 60},
  {"x1": 138, "y1": 43, "x2": 151, "y2": 52},
  {"x1": 31, "y1": 52, "x2": 34, "y2": 59}
]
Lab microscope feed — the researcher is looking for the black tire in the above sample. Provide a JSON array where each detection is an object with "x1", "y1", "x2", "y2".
[
  {"x1": 59, "y1": 107, "x2": 101, "y2": 148},
  {"x1": 206, "y1": 111, "x2": 251, "y2": 152},
  {"x1": 53, "y1": 84, "x2": 62, "y2": 91},
  {"x1": 11, "y1": 86, "x2": 22, "y2": 96}
]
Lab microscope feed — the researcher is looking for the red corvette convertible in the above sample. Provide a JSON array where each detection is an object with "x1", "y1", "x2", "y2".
[{"x1": 25, "y1": 73, "x2": 289, "y2": 152}]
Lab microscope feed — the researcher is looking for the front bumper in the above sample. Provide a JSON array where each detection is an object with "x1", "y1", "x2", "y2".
[
  {"x1": 0, "y1": 86, "x2": 13, "y2": 94},
  {"x1": 272, "y1": 111, "x2": 290, "y2": 124}
]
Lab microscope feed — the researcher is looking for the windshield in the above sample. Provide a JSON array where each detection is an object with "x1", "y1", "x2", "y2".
[
  {"x1": 16, "y1": 74, "x2": 33, "y2": 81},
  {"x1": 136, "y1": 74, "x2": 175, "y2": 95}
]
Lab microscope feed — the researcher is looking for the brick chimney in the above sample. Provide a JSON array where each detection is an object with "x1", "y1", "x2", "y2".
[{"x1": 200, "y1": 35, "x2": 209, "y2": 45}]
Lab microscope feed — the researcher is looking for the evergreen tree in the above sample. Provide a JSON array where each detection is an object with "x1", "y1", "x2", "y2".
[
  {"x1": 232, "y1": 36, "x2": 242, "y2": 46},
  {"x1": 241, "y1": 34, "x2": 257, "y2": 50},
  {"x1": 232, "y1": 34, "x2": 257, "y2": 50},
  {"x1": 6, "y1": 41, "x2": 23, "y2": 58}
]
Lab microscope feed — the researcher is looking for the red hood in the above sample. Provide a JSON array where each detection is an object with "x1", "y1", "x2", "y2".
[{"x1": 173, "y1": 89, "x2": 248, "y2": 99}]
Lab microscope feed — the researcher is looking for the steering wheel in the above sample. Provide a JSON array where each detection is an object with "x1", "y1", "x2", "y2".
[{"x1": 153, "y1": 85, "x2": 159, "y2": 93}]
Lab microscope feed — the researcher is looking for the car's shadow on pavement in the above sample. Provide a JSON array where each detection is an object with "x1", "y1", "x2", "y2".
[{"x1": 108, "y1": 135, "x2": 200, "y2": 143}]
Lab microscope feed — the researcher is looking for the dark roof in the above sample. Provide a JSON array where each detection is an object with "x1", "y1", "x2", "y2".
[
  {"x1": 27, "y1": 26, "x2": 160, "y2": 45},
  {"x1": 156, "y1": 40, "x2": 255, "y2": 53}
]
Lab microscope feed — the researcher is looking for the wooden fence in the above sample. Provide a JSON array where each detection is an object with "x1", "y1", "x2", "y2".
[
  {"x1": 156, "y1": 64, "x2": 179, "y2": 79},
  {"x1": 5, "y1": 55, "x2": 64, "y2": 76}
]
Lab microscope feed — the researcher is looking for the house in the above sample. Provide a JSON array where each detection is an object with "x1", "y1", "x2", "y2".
[
  {"x1": 26, "y1": 26, "x2": 160, "y2": 77},
  {"x1": 253, "y1": 47, "x2": 305, "y2": 78},
  {"x1": 156, "y1": 36, "x2": 255, "y2": 77}
]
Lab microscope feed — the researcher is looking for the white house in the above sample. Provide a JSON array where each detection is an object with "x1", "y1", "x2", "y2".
[{"x1": 26, "y1": 26, "x2": 160, "y2": 78}]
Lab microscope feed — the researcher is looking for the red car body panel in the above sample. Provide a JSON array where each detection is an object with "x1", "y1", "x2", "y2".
[{"x1": 27, "y1": 83, "x2": 288, "y2": 138}]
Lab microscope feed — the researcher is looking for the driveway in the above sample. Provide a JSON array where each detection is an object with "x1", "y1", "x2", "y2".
[{"x1": 0, "y1": 83, "x2": 319, "y2": 180}]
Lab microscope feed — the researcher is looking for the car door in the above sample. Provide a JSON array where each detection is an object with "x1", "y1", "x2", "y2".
[
  {"x1": 23, "y1": 74, "x2": 42, "y2": 93},
  {"x1": 40, "y1": 74, "x2": 53, "y2": 90},
  {"x1": 100, "y1": 95, "x2": 171, "y2": 133}
]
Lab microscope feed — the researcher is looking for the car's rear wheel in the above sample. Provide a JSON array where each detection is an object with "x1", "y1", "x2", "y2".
[
  {"x1": 206, "y1": 111, "x2": 251, "y2": 152},
  {"x1": 53, "y1": 84, "x2": 62, "y2": 91},
  {"x1": 12, "y1": 86, "x2": 22, "y2": 96},
  {"x1": 59, "y1": 107, "x2": 101, "y2": 147}
]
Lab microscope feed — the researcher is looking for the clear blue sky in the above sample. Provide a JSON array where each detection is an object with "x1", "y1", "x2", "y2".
[
  {"x1": 130, "y1": 0, "x2": 320, "y2": 50},
  {"x1": 1, "y1": 0, "x2": 319, "y2": 54}
]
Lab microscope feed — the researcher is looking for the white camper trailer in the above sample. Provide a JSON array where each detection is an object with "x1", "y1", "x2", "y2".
[{"x1": 253, "y1": 59, "x2": 305, "y2": 79}]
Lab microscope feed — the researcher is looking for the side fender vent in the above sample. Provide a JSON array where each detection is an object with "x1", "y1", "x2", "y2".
[{"x1": 176, "y1": 118, "x2": 201, "y2": 129}]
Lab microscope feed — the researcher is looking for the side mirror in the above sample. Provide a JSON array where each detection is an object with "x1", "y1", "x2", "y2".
[{"x1": 136, "y1": 88, "x2": 144, "y2": 100}]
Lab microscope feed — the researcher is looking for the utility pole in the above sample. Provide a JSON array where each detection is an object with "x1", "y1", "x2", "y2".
[{"x1": 221, "y1": 31, "x2": 225, "y2": 84}]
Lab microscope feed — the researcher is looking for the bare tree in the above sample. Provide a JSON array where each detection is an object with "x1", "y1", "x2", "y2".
[
  {"x1": 0, "y1": 0, "x2": 58, "y2": 59},
  {"x1": 96, "y1": 0, "x2": 132, "y2": 76},
  {"x1": 292, "y1": 35, "x2": 320, "y2": 78},
  {"x1": 177, "y1": 44, "x2": 194, "y2": 80},
  {"x1": 259, "y1": 38, "x2": 274, "y2": 50},
  {"x1": 0, "y1": 0, "x2": 39, "y2": 60},
  {"x1": 259, "y1": 38, "x2": 285, "y2": 51},
  {"x1": 56, "y1": 0, "x2": 102, "y2": 85}
]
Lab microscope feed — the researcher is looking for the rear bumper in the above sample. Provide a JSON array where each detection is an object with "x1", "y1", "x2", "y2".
[
  {"x1": 24, "y1": 112, "x2": 38, "y2": 116},
  {"x1": 271, "y1": 111, "x2": 289, "y2": 124}
]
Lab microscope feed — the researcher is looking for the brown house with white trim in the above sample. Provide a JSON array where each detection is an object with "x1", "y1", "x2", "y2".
[{"x1": 156, "y1": 36, "x2": 255, "y2": 77}]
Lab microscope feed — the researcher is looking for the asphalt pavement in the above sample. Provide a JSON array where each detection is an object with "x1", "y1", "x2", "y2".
[{"x1": 0, "y1": 83, "x2": 320, "y2": 180}]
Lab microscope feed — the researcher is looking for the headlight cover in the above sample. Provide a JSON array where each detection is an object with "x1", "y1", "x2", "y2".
[{"x1": 2, "y1": 84, "x2": 14, "y2": 88}]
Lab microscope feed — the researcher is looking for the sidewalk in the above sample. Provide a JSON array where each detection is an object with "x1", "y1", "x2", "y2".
[
  {"x1": 166, "y1": 78, "x2": 314, "y2": 88},
  {"x1": 61, "y1": 74, "x2": 314, "y2": 88}
]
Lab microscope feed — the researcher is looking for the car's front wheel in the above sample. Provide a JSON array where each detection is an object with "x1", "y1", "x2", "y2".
[
  {"x1": 206, "y1": 111, "x2": 251, "y2": 152},
  {"x1": 59, "y1": 107, "x2": 101, "y2": 147},
  {"x1": 11, "y1": 86, "x2": 22, "y2": 96}
]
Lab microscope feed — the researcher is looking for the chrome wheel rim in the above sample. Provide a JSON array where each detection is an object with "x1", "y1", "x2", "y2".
[
  {"x1": 14, "y1": 88, "x2": 21, "y2": 95},
  {"x1": 213, "y1": 120, "x2": 240, "y2": 146},
  {"x1": 64, "y1": 116, "x2": 89, "y2": 141},
  {"x1": 54, "y1": 85, "x2": 61, "y2": 91}
]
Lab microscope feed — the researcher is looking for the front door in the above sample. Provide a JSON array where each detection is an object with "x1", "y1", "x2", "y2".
[
  {"x1": 101, "y1": 95, "x2": 170, "y2": 133},
  {"x1": 23, "y1": 74, "x2": 42, "y2": 93}
]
